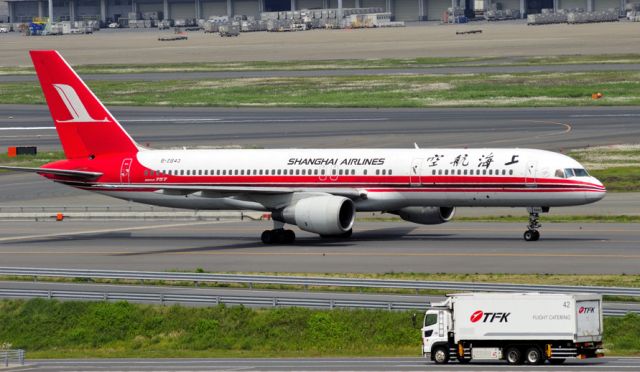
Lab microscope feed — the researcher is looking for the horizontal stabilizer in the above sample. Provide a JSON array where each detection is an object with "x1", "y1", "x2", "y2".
[{"x1": 0, "y1": 166, "x2": 102, "y2": 180}]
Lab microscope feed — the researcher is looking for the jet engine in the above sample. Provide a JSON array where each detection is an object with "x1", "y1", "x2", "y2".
[
  {"x1": 393, "y1": 206, "x2": 455, "y2": 225},
  {"x1": 274, "y1": 195, "x2": 355, "y2": 236}
]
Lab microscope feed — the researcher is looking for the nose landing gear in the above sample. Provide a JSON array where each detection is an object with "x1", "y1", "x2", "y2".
[{"x1": 524, "y1": 207, "x2": 547, "y2": 242}]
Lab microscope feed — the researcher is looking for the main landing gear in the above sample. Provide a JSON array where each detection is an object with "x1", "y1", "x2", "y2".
[
  {"x1": 261, "y1": 220, "x2": 296, "y2": 244},
  {"x1": 524, "y1": 207, "x2": 548, "y2": 242}
]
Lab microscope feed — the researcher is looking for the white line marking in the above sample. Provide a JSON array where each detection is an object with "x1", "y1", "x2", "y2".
[
  {"x1": 570, "y1": 114, "x2": 640, "y2": 118},
  {"x1": 120, "y1": 118, "x2": 389, "y2": 123},
  {"x1": 0, "y1": 127, "x2": 55, "y2": 130}
]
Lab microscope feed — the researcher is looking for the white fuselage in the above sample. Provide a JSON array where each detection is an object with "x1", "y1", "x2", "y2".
[{"x1": 91, "y1": 148, "x2": 605, "y2": 212}]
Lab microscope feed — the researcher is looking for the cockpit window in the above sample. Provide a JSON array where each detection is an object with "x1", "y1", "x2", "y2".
[
  {"x1": 573, "y1": 168, "x2": 589, "y2": 177},
  {"x1": 557, "y1": 168, "x2": 590, "y2": 178}
]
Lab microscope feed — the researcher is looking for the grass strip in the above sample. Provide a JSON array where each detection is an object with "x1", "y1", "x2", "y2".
[
  {"x1": 0, "y1": 299, "x2": 638, "y2": 358},
  {"x1": 2, "y1": 71, "x2": 640, "y2": 108}
]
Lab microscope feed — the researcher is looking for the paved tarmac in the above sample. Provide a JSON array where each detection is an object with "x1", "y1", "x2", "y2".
[
  {"x1": 3, "y1": 63, "x2": 640, "y2": 82},
  {"x1": 2, "y1": 105, "x2": 640, "y2": 151},
  {"x1": 2, "y1": 22, "x2": 640, "y2": 65},
  {"x1": 0, "y1": 220, "x2": 638, "y2": 274},
  {"x1": 20, "y1": 357, "x2": 640, "y2": 371}
]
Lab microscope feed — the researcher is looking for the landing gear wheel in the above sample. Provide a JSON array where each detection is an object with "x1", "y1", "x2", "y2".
[
  {"x1": 432, "y1": 346, "x2": 449, "y2": 364},
  {"x1": 525, "y1": 346, "x2": 544, "y2": 364},
  {"x1": 524, "y1": 230, "x2": 540, "y2": 241},
  {"x1": 548, "y1": 359, "x2": 566, "y2": 365},
  {"x1": 523, "y1": 208, "x2": 543, "y2": 241},
  {"x1": 261, "y1": 229, "x2": 296, "y2": 244},
  {"x1": 283, "y1": 229, "x2": 296, "y2": 244},
  {"x1": 506, "y1": 347, "x2": 523, "y2": 365},
  {"x1": 261, "y1": 230, "x2": 274, "y2": 244}
]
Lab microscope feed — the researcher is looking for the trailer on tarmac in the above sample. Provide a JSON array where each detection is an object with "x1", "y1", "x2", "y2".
[{"x1": 422, "y1": 293, "x2": 604, "y2": 365}]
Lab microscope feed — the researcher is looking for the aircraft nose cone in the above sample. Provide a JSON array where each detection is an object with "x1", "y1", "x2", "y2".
[{"x1": 586, "y1": 177, "x2": 606, "y2": 203}]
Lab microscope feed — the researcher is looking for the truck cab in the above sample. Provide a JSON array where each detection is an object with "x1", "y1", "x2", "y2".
[{"x1": 421, "y1": 299, "x2": 457, "y2": 364}]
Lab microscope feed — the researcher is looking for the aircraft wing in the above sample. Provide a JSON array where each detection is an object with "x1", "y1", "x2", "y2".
[
  {"x1": 94, "y1": 183, "x2": 363, "y2": 198},
  {"x1": 0, "y1": 166, "x2": 103, "y2": 180}
]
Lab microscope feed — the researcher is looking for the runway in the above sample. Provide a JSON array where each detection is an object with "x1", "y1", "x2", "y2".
[
  {"x1": 2, "y1": 105, "x2": 640, "y2": 151},
  {"x1": 0, "y1": 220, "x2": 638, "y2": 274},
  {"x1": 22, "y1": 357, "x2": 640, "y2": 371}
]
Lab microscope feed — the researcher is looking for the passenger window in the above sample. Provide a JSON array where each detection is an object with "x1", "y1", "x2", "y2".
[
  {"x1": 216, "y1": 170, "x2": 220, "y2": 175},
  {"x1": 364, "y1": 169, "x2": 368, "y2": 175},
  {"x1": 382, "y1": 169, "x2": 386, "y2": 175},
  {"x1": 180, "y1": 170, "x2": 184, "y2": 175},
  {"x1": 301, "y1": 169, "x2": 306, "y2": 175},
  {"x1": 144, "y1": 170, "x2": 148, "y2": 176},
  {"x1": 351, "y1": 169, "x2": 355, "y2": 175},
  {"x1": 483, "y1": 169, "x2": 487, "y2": 175},
  {"x1": 444, "y1": 170, "x2": 448, "y2": 175},
  {"x1": 376, "y1": 169, "x2": 380, "y2": 175},
  {"x1": 432, "y1": 170, "x2": 436, "y2": 175},
  {"x1": 295, "y1": 169, "x2": 300, "y2": 175},
  {"x1": 489, "y1": 169, "x2": 493, "y2": 175},
  {"x1": 438, "y1": 169, "x2": 442, "y2": 175},
  {"x1": 277, "y1": 169, "x2": 281, "y2": 175},
  {"x1": 339, "y1": 169, "x2": 343, "y2": 175},
  {"x1": 509, "y1": 169, "x2": 513, "y2": 175},
  {"x1": 457, "y1": 169, "x2": 461, "y2": 175},
  {"x1": 463, "y1": 170, "x2": 467, "y2": 175},
  {"x1": 240, "y1": 170, "x2": 244, "y2": 175},
  {"x1": 388, "y1": 170, "x2": 392, "y2": 175}
]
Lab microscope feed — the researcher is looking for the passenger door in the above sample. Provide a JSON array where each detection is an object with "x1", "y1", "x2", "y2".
[
  {"x1": 120, "y1": 158, "x2": 133, "y2": 184},
  {"x1": 525, "y1": 161, "x2": 537, "y2": 187},
  {"x1": 410, "y1": 158, "x2": 422, "y2": 187}
]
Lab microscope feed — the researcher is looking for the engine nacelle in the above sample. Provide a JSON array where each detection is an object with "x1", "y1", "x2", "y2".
[
  {"x1": 274, "y1": 195, "x2": 356, "y2": 235},
  {"x1": 394, "y1": 206, "x2": 455, "y2": 225}
]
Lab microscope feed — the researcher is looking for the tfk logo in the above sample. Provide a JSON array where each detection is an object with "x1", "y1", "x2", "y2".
[
  {"x1": 470, "y1": 310, "x2": 510, "y2": 323},
  {"x1": 579, "y1": 306, "x2": 595, "y2": 314},
  {"x1": 53, "y1": 84, "x2": 108, "y2": 123}
]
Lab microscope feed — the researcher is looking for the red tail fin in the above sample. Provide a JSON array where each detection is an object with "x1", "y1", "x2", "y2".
[{"x1": 30, "y1": 50, "x2": 138, "y2": 159}]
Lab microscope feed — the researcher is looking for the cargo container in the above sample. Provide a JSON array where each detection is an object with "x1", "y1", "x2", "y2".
[{"x1": 422, "y1": 293, "x2": 604, "y2": 365}]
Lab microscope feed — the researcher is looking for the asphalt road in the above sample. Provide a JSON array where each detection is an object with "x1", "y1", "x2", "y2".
[
  {"x1": 2, "y1": 105, "x2": 640, "y2": 151},
  {"x1": 0, "y1": 220, "x2": 638, "y2": 274},
  {"x1": 3, "y1": 63, "x2": 640, "y2": 83},
  {"x1": 20, "y1": 357, "x2": 640, "y2": 371}
]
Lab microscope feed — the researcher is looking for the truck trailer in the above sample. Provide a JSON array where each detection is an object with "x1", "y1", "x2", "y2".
[{"x1": 422, "y1": 293, "x2": 604, "y2": 365}]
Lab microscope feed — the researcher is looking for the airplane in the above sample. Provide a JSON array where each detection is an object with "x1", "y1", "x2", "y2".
[{"x1": 0, "y1": 50, "x2": 606, "y2": 244}]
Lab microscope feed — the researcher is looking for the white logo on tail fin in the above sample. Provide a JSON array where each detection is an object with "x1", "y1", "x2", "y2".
[{"x1": 53, "y1": 84, "x2": 109, "y2": 123}]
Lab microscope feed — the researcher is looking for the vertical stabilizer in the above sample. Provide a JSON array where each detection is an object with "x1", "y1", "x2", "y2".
[{"x1": 30, "y1": 50, "x2": 138, "y2": 159}]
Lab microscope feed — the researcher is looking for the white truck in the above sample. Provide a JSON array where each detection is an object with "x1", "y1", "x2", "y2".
[{"x1": 422, "y1": 293, "x2": 604, "y2": 365}]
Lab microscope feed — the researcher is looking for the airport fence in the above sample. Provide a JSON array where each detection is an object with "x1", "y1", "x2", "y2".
[
  {"x1": 0, "y1": 349, "x2": 25, "y2": 367},
  {"x1": 0, "y1": 288, "x2": 634, "y2": 316},
  {"x1": 1, "y1": 267, "x2": 640, "y2": 297}
]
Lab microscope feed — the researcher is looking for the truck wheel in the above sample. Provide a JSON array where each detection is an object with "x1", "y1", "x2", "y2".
[
  {"x1": 549, "y1": 359, "x2": 566, "y2": 364},
  {"x1": 433, "y1": 346, "x2": 449, "y2": 364},
  {"x1": 525, "y1": 346, "x2": 544, "y2": 364},
  {"x1": 505, "y1": 347, "x2": 523, "y2": 365}
]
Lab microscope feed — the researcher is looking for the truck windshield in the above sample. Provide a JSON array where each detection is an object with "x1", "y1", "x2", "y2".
[{"x1": 424, "y1": 313, "x2": 437, "y2": 327}]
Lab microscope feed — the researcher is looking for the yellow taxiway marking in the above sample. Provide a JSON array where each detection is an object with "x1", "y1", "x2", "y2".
[{"x1": 0, "y1": 221, "x2": 234, "y2": 243}]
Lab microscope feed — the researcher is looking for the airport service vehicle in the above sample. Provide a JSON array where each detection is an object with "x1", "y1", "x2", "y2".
[
  {"x1": 1, "y1": 51, "x2": 606, "y2": 244},
  {"x1": 422, "y1": 293, "x2": 604, "y2": 365}
]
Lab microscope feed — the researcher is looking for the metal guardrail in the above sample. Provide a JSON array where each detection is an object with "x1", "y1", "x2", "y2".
[
  {"x1": 0, "y1": 288, "x2": 633, "y2": 316},
  {"x1": 1, "y1": 349, "x2": 25, "y2": 367},
  {"x1": 1, "y1": 267, "x2": 639, "y2": 297},
  {"x1": 0, "y1": 288, "x2": 425, "y2": 311}
]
